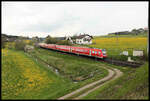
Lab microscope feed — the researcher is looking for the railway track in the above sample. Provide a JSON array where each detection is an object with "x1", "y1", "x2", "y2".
[{"x1": 101, "y1": 58, "x2": 144, "y2": 68}]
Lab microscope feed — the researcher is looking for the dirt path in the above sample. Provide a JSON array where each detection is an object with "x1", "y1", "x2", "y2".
[
  {"x1": 74, "y1": 68, "x2": 123, "y2": 99},
  {"x1": 58, "y1": 67, "x2": 123, "y2": 100}
]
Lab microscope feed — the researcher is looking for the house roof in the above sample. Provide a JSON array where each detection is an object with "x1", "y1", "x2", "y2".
[{"x1": 75, "y1": 34, "x2": 93, "y2": 39}]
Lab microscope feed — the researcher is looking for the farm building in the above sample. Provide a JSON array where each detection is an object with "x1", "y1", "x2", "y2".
[
  {"x1": 55, "y1": 34, "x2": 93, "y2": 45},
  {"x1": 66, "y1": 34, "x2": 93, "y2": 45},
  {"x1": 75, "y1": 34, "x2": 93, "y2": 44}
]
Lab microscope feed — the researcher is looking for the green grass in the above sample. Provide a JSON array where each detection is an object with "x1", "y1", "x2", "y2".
[
  {"x1": 30, "y1": 48, "x2": 109, "y2": 82},
  {"x1": 2, "y1": 48, "x2": 110, "y2": 99},
  {"x1": 2, "y1": 34, "x2": 148, "y2": 100},
  {"x1": 2, "y1": 49, "x2": 71, "y2": 99},
  {"x1": 82, "y1": 62, "x2": 149, "y2": 100}
]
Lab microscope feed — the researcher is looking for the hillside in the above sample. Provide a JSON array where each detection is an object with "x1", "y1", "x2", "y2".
[
  {"x1": 2, "y1": 49, "x2": 69, "y2": 99},
  {"x1": 2, "y1": 48, "x2": 110, "y2": 99},
  {"x1": 82, "y1": 62, "x2": 149, "y2": 99}
]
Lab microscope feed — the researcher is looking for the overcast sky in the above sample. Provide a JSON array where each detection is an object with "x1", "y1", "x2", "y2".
[{"x1": 2, "y1": 1, "x2": 148, "y2": 38}]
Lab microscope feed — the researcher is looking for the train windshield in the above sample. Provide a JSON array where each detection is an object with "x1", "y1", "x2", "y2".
[{"x1": 102, "y1": 49, "x2": 106, "y2": 55}]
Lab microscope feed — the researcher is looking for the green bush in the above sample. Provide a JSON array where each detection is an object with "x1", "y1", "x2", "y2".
[
  {"x1": 14, "y1": 40, "x2": 26, "y2": 51},
  {"x1": 28, "y1": 40, "x2": 34, "y2": 45},
  {"x1": 2, "y1": 41, "x2": 6, "y2": 49},
  {"x1": 45, "y1": 36, "x2": 58, "y2": 44},
  {"x1": 56, "y1": 40, "x2": 72, "y2": 46},
  {"x1": 143, "y1": 49, "x2": 148, "y2": 61},
  {"x1": 45, "y1": 35, "x2": 72, "y2": 46}
]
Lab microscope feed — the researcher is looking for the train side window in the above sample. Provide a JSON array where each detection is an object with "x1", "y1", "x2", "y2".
[
  {"x1": 95, "y1": 51, "x2": 97, "y2": 54},
  {"x1": 99, "y1": 51, "x2": 101, "y2": 55},
  {"x1": 92, "y1": 51, "x2": 94, "y2": 53}
]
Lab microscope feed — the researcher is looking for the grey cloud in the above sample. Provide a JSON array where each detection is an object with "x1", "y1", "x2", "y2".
[{"x1": 2, "y1": 2, "x2": 148, "y2": 37}]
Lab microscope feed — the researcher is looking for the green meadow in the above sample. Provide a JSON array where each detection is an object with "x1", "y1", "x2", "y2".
[
  {"x1": 2, "y1": 34, "x2": 148, "y2": 99},
  {"x1": 2, "y1": 48, "x2": 109, "y2": 99}
]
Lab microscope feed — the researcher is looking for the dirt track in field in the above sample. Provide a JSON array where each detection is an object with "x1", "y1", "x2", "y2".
[{"x1": 58, "y1": 66, "x2": 123, "y2": 100}]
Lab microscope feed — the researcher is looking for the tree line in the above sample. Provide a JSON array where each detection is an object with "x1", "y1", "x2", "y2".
[
  {"x1": 44, "y1": 35, "x2": 72, "y2": 46},
  {"x1": 108, "y1": 28, "x2": 148, "y2": 35}
]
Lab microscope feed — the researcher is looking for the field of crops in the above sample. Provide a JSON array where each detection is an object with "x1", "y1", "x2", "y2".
[
  {"x1": 2, "y1": 49, "x2": 53, "y2": 99},
  {"x1": 2, "y1": 48, "x2": 109, "y2": 99},
  {"x1": 88, "y1": 36, "x2": 148, "y2": 61}
]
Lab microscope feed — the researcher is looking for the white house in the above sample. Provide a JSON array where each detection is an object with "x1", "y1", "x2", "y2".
[{"x1": 75, "y1": 34, "x2": 93, "y2": 45}]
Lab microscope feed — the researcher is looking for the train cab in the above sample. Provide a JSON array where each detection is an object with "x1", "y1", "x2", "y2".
[
  {"x1": 101, "y1": 49, "x2": 107, "y2": 58},
  {"x1": 91, "y1": 48, "x2": 107, "y2": 58}
]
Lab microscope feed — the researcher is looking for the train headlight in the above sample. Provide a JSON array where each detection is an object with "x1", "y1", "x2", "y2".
[{"x1": 102, "y1": 51, "x2": 106, "y2": 54}]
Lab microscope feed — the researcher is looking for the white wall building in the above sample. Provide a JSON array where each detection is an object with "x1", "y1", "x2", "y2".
[
  {"x1": 75, "y1": 34, "x2": 93, "y2": 45},
  {"x1": 133, "y1": 50, "x2": 144, "y2": 56}
]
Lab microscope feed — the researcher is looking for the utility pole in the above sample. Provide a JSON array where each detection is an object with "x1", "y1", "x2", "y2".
[{"x1": 116, "y1": 32, "x2": 119, "y2": 47}]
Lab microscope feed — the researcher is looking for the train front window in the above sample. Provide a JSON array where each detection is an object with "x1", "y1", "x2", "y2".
[{"x1": 102, "y1": 49, "x2": 106, "y2": 55}]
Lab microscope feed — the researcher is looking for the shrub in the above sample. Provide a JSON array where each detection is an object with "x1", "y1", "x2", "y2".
[
  {"x1": 57, "y1": 40, "x2": 72, "y2": 46},
  {"x1": 14, "y1": 40, "x2": 26, "y2": 51},
  {"x1": 45, "y1": 36, "x2": 58, "y2": 44},
  {"x1": 45, "y1": 35, "x2": 72, "y2": 46},
  {"x1": 28, "y1": 40, "x2": 34, "y2": 45},
  {"x1": 142, "y1": 49, "x2": 148, "y2": 61},
  {"x1": 2, "y1": 41, "x2": 6, "y2": 49}
]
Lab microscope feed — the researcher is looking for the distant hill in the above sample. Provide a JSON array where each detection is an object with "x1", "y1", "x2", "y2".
[
  {"x1": 2, "y1": 34, "x2": 30, "y2": 42},
  {"x1": 1, "y1": 33, "x2": 45, "y2": 42},
  {"x1": 108, "y1": 28, "x2": 148, "y2": 36}
]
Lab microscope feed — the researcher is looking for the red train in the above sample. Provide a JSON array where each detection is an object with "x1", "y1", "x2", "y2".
[{"x1": 39, "y1": 43, "x2": 107, "y2": 58}]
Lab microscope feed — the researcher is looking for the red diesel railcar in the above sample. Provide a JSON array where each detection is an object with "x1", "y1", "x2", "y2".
[{"x1": 39, "y1": 43, "x2": 107, "y2": 58}]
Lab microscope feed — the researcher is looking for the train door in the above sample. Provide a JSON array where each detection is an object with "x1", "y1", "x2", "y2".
[
  {"x1": 70, "y1": 47, "x2": 72, "y2": 53},
  {"x1": 94, "y1": 50, "x2": 99, "y2": 57}
]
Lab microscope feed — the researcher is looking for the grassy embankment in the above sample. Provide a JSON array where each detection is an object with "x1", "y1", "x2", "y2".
[
  {"x1": 72, "y1": 35, "x2": 148, "y2": 99},
  {"x1": 29, "y1": 48, "x2": 137, "y2": 99},
  {"x1": 2, "y1": 48, "x2": 110, "y2": 99},
  {"x1": 82, "y1": 62, "x2": 149, "y2": 99},
  {"x1": 77, "y1": 35, "x2": 148, "y2": 99},
  {"x1": 30, "y1": 48, "x2": 109, "y2": 81}
]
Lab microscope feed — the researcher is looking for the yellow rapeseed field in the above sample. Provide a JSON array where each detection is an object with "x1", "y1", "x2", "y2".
[
  {"x1": 2, "y1": 49, "x2": 53, "y2": 99},
  {"x1": 90, "y1": 37, "x2": 147, "y2": 50},
  {"x1": 89, "y1": 37, "x2": 148, "y2": 57}
]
